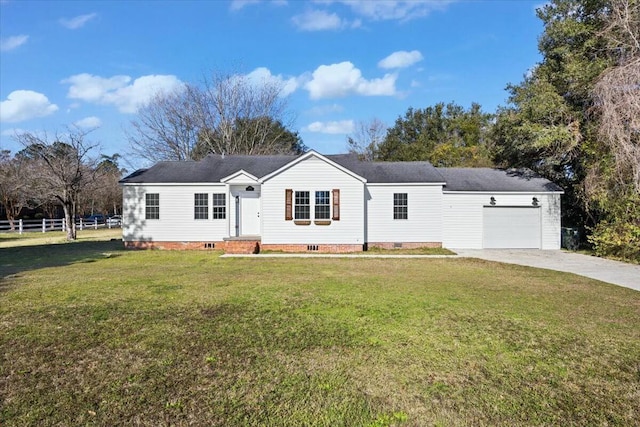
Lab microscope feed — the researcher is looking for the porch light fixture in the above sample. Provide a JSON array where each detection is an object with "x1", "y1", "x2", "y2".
[
  {"x1": 490, "y1": 196, "x2": 496, "y2": 206},
  {"x1": 532, "y1": 197, "x2": 539, "y2": 206}
]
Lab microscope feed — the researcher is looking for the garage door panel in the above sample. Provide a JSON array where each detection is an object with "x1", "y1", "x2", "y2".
[{"x1": 483, "y1": 207, "x2": 541, "y2": 249}]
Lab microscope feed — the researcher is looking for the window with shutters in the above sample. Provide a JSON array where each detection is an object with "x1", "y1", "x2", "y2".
[
  {"x1": 393, "y1": 193, "x2": 408, "y2": 220},
  {"x1": 295, "y1": 191, "x2": 310, "y2": 220},
  {"x1": 145, "y1": 193, "x2": 159, "y2": 220},
  {"x1": 315, "y1": 191, "x2": 330, "y2": 220},
  {"x1": 194, "y1": 193, "x2": 208, "y2": 220},
  {"x1": 212, "y1": 193, "x2": 226, "y2": 219}
]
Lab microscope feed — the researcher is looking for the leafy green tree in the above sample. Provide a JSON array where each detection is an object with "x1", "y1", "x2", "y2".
[
  {"x1": 376, "y1": 102, "x2": 494, "y2": 167},
  {"x1": 492, "y1": 0, "x2": 639, "y2": 260}
]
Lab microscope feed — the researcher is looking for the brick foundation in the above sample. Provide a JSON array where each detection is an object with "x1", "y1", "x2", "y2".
[
  {"x1": 125, "y1": 240, "x2": 442, "y2": 253},
  {"x1": 124, "y1": 240, "x2": 260, "y2": 254},
  {"x1": 260, "y1": 244, "x2": 364, "y2": 253},
  {"x1": 124, "y1": 241, "x2": 223, "y2": 250},
  {"x1": 367, "y1": 242, "x2": 442, "y2": 250}
]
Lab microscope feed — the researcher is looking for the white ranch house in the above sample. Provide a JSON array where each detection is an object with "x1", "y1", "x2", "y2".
[{"x1": 120, "y1": 151, "x2": 563, "y2": 253}]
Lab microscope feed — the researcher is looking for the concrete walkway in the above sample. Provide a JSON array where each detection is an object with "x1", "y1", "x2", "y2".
[{"x1": 454, "y1": 249, "x2": 640, "y2": 291}]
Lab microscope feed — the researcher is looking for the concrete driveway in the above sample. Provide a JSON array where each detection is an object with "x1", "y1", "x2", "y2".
[{"x1": 454, "y1": 249, "x2": 640, "y2": 291}]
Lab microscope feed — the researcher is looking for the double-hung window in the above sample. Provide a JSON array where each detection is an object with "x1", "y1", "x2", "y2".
[
  {"x1": 194, "y1": 193, "x2": 208, "y2": 220},
  {"x1": 212, "y1": 193, "x2": 226, "y2": 219},
  {"x1": 315, "y1": 191, "x2": 330, "y2": 220},
  {"x1": 393, "y1": 193, "x2": 408, "y2": 220},
  {"x1": 145, "y1": 193, "x2": 160, "y2": 220},
  {"x1": 295, "y1": 191, "x2": 310, "y2": 220}
]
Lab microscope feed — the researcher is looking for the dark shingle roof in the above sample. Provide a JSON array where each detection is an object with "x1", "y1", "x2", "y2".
[
  {"x1": 120, "y1": 152, "x2": 446, "y2": 184},
  {"x1": 120, "y1": 153, "x2": 562, "y2": 192},
  {"x1": 120, "y1": 154, "x2": 299, "y2": 183},
  {"x1": 438, "y1": 168, "x2": 564, "y2": 192},
  {"x1": 327, "y1": 154, "x2": 445, "y2": 183}
]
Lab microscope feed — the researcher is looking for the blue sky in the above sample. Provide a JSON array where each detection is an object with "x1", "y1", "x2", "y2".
[{"x1": 1, "y1": 0, "x2": 544, "y2": 168}]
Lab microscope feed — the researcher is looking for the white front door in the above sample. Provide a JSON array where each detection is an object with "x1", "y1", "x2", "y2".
[{"x1": 240, "y1": 193, "x2": 260, "y2": 236}]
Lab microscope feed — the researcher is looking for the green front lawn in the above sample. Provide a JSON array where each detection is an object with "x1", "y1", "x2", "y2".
[{"x1": 1, "y1": 232, "x2": 638, "y2": 426}]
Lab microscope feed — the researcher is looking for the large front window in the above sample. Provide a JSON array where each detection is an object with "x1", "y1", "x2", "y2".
[
  {"x1": 315, "y1": 191, "x2": 330, "y2": 220},
  {"x1": 146, "y1": 193, "x2": 159, "y2": 220},
  {"x1": 295, "y1": 191, "x2": 310, "y2": 220}
]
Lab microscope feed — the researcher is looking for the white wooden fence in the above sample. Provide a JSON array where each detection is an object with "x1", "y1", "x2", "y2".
[{"x1": 0, "y1": 218, "x2": 121, "y2": 234}]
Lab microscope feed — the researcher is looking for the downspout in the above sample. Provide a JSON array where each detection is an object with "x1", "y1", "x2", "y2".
[{"x1": 235, "y1": 195, "x2": 240, "y2": 237}]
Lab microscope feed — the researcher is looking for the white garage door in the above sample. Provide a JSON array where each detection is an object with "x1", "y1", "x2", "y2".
[{"x1": 483, "y1": 207, "x2": 541, "y2": 249}]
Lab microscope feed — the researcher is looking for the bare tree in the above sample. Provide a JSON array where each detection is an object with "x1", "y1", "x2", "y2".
[
  {"x1": 346, "y1": 118, "x2": 387, "y2": 161},
  {"x1": 128, "y1": 85, "x2": 201, "y2": 164},
  {"x1": 14, "y1": 128, "x2": 99, "y2": 240},
  {"x1": 0, "y1": 150, "x2": 30, "y2": 230},
  {"x1": 128, "y1": 68, "x2": 301, "y2": 163},
  {"x1": 591, "y1": 0, "x2": 640, "y2": 194},
  {"x1": 91, "y1": 154, "x2": 125, "y2": 215}
]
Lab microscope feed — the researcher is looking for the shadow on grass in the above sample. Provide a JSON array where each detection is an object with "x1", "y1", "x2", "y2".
[{"x1": 0, "y1": 239, "x2": 125, "y2": 290}]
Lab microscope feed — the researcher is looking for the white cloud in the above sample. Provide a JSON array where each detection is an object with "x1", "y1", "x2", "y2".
[
  {"x1": 61, "y1": 73, "x2": 184, "y2": 113},
  {"x1": 59, "y1": 13, "x2": 97, "y2": 29},
  {"x1": 74, "y1": 116, "x2": 102, "y2": 128},
  {"x1": 0, "y1": 90, "x2": 59, "y2": 123},
  {"x1": 62, "y1": 74, "x2": 131, "y2": 102},
  {"x1": 245, "y1": 67, "x2": 300, "y2": 96},
  {"x1": 336, "y1": 0, "x2": 453, "y2": 22},
  {"x1": 306, "y1": 120, "x2": 354, "y2": 134},
  {"x1": 378, "y1": 50, "x2": 423, "y2": 69},
  {"x1": 1, "y1": 35, "x2": 29, "y2": 52},
  {"x1": 292, "y1": 9, "x2": 344, "y2": 31},
  {"x1": 305, "y1": 61, "x2": 397, "y2": 99}
]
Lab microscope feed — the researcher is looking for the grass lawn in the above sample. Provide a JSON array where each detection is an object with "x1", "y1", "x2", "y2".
[{"x1": 1, "y1": 231, "x2": 639, "y2": 426}]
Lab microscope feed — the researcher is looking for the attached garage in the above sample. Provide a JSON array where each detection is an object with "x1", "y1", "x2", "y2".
[
  {"x1": 483, "y1": 206, "x2": 541, "y2": 248},
  {"x1": 439, "y1": 168, "x2": 564, "y2": 250}
]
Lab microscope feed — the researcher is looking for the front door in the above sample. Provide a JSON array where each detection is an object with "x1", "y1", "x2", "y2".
[{"x1": 240, "y1": 193, "x2": 260, "y2": 236}]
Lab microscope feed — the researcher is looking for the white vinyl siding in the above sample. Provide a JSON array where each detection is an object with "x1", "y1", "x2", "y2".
[
  {"x1": 366, "y1": 185, "x2": 443, "y2": 244},
  {"x1": 123, "y1": 184, "x2": 229, "y2": 242},
  {"x1": 442, "y1": 193, "x2": 562, "y2": 249},
  {"x1": 261, "y1": 155, "x2": 365, "y2": 245}
]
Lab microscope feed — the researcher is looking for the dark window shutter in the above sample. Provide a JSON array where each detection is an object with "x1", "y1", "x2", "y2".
[
  {"x1": 332, "y1": 189, "x2": 340, "y2": 220},
  {"x1": 285, "y1": 189, "x2": 293, "y2": 220}
]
